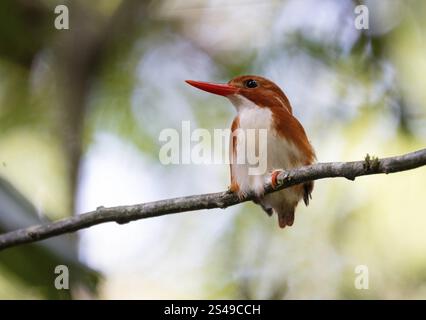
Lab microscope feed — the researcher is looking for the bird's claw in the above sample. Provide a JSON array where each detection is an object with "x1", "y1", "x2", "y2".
[{"x1": 271, "y1": 170, "x2": 284, "y2": 189}]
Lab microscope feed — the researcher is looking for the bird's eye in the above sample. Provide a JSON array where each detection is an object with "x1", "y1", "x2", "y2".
[{"x1": 245, "y1": 79, "x2": 258, "y2": 88}]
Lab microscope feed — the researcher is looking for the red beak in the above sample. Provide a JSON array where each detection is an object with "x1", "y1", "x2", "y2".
[{"x1": 185, "y1": 80, "x2": 239, "y2": 96}]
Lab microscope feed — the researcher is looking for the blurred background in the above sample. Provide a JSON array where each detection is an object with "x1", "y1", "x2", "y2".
[{"x1": 0, "y1": 0, "x2": 425, "y2": 299}]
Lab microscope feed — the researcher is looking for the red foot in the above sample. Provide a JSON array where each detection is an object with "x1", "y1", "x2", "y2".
[
  {"x1": 228, "y1": 181, "x2": 239, "y2": 193},
  {"x1": 271, "y1": 170, "x2": 283, "y2": 189}
]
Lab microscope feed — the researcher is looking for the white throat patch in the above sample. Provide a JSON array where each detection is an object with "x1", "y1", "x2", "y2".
[{"x1": 227, "y1": 94, "x2": 258, "y2": 112}]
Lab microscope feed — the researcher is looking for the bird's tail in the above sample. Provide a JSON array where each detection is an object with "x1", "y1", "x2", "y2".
[
  {"x1": 303, "y1": 181, "x2": 314, "y2": 206},
  {"x1": 276, "y1": 206, "x2": 295, "y2": 228}
]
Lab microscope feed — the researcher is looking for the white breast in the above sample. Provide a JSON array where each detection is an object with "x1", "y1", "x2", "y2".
[{"x1": 228, "y1": 94, "x2": 304, "y2": 197}]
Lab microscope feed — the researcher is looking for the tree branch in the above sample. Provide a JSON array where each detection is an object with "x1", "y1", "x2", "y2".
[{"x1": 0, "y1": 148, "x2": 425, "y2": 251}]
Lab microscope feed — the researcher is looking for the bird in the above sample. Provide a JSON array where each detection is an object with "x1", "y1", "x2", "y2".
[{"x1": 185, "y1": 75, "x2": 315, "y2": 228}]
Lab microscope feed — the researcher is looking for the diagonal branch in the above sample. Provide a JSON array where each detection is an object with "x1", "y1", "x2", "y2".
[{"x1": 0, "y1": 148, "x2": 425, "y2": 251}]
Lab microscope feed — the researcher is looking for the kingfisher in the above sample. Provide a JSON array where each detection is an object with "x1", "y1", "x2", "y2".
[{"x1": 186, "y1": 75, "x2": 315, "y2": 228}]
